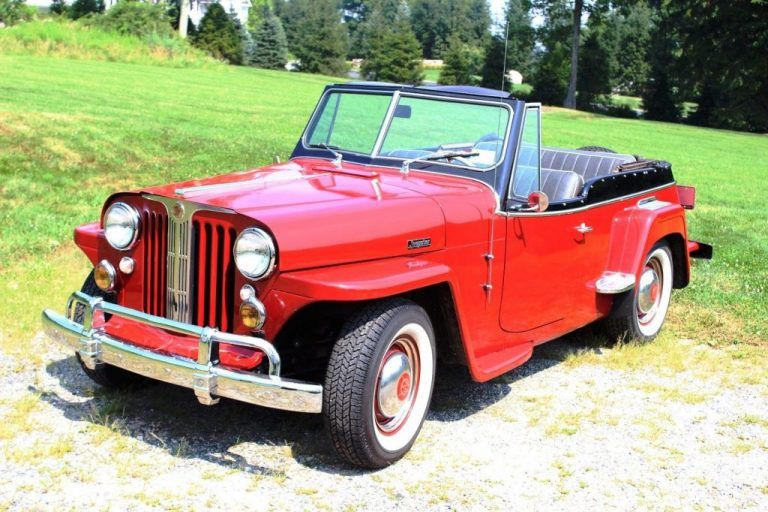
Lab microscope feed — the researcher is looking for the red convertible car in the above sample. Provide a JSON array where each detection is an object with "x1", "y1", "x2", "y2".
[{"x1": 43, "y1": 83, "x2": 711, "y2": 468}]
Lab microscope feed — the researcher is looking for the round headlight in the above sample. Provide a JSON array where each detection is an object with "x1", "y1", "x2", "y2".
[
  {"x1": 234, "y1": 228, "x2": 276, "y2": 279},
  {"x1": 104, "y1": 202, "x2": 140, "y2": 250}
]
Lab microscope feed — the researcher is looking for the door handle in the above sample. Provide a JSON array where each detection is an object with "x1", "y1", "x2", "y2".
[{"x1": 575, "y1": 223, "x2": 593, "y2": 234}]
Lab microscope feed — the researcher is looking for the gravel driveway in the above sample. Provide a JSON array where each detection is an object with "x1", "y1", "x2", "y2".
[{"x1": 1, "y1": 333, "x2": 767, "y2": 511}]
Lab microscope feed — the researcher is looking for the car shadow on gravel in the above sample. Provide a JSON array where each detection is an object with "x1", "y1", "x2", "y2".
[{"x1": 39, "y1": 333, "x2": 603, "y2": 474}]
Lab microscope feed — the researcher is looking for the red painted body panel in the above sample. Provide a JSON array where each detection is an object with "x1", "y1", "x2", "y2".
[{"x1": 73, "y1": 154, "x2": 692, "y2": 382}]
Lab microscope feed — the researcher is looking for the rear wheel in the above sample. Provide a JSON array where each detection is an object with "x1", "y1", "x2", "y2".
[
  {"x1": 73, "y1": 272, "x2": 146, "y2": 389},
  {"x1": 603, "y1": 243, "x2": 674, "y2": 343},
  {"x1": 323, "y1": 299, "x2": 436, "y2": 469}
]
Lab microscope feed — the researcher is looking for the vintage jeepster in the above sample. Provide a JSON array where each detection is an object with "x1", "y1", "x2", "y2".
[{"x1": 43, "y1": 83, "x2": 712, "y2": 468}]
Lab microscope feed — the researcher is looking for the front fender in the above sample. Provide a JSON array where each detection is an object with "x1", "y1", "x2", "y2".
[
  {"x1": 273, "y1": 256, "x2": 453, "y2": 301},
  {"x1": 604, "y1": 200, "x2": 690, "y2": 285}
]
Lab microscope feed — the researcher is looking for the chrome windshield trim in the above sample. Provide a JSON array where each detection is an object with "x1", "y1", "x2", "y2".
[{"x1": 300, "y1": 88, "x2": 514, "y2": 175}]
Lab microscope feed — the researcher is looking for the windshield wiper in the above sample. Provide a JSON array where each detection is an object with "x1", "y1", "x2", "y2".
[
  {"x1": 401, "y1": 150, "x2": 480, "y2": 175},
  {"x1": 308, "y1": 143, "x2": 343, "y2": 167}
]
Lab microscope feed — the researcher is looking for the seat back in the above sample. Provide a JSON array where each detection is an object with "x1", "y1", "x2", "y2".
[
  {"x1": 540, "y1": 169, "x2": 584, "y2": 202},
  {"x1": 541, "y1": 147, "x2": 634, "y2": 181}
]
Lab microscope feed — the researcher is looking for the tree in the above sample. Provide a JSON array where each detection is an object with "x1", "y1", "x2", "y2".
[
  {"x1": 280, "y1": 0, "x2": 348, "y2": 75},
  {"x1": 563, "y1": 0, "x2": 584, "y2": 108},
  {"x1": 341, "y1": 0, "x2": 368, "y2": 57},
  {"x1": 49, "y1": 0, "x2": 67, "y2": 15},
  {"x1": 249, "y1": 5, "x2": 288, "y2": 69},
  {"x1": 641, "y1": 10, "x2": 681, "y2": 122},
  {"x1": 531, "y1": 0, "x2": 572, "y2": 104},
  {"x1": 361, "y1": 2, "x2": 423, "y2": 84},
  {"x1": 192, "y1": 3, "x2": 243, "y2": 64},
  {"x1": 610, "y1": 2, "x2": 653, "y2": 96},
  {"x1": 68, "y1": 0, "x2": 103, "y2": 20},
  {"x1": 0, "y1": 0, "x2": 32, "y2": 25},
  {"x1": 669, "y1": 0, "x2": 768, "y2": 132},
  {"x1": 410, "y1": 0, "x2": 490, "y2": 59},
  {"x1": 480, "y1": 0, "x2": 536, "y2": 89},
  {"x1": 575, "y1": 25, "x2": 611, "y2": 109},
  {"x1": 439, "y1": 36, "x2": 473, "y2": 85}
]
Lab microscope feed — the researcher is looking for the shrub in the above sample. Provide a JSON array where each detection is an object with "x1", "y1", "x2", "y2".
[
  {"x1": 0, "y1": 0, "x2": 34, "y2": 26},
  {"x1": 0, "y1": 20, "x2": 219, "y2": 68},
  {"x1": 89, "y1": 1, "x2": 173, "y2": 39}
]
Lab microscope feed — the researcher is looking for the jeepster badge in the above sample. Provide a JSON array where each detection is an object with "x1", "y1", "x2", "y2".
[
  {"x1": 172, "y1": 201, "x2": 185, "y2": 220},
  {"x1": 407, "y1": 238, "x2": 431, "y2": 250}
]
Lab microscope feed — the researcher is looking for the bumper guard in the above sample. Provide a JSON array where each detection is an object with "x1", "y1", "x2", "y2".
[{"x1": 41, "y1": 292, "x2": 322, "y2": 413}]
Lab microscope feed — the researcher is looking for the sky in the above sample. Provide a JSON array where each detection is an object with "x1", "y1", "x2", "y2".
[{"x1": 489, "y1": 0, "x2": 507, "y2": 24}]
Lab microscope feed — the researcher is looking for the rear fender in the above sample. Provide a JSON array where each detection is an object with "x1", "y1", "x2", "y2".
[{"x1": 604, "y1": 200, "x2": 690, "y2": 287}]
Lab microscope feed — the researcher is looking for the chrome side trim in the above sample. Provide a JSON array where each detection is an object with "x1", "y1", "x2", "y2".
[
  {"x1": 499, "y1": 183, "x2": 676, "y2": 217},
  {"x1": 42, "y1": 291, "x2": 322, "y2": 413}
]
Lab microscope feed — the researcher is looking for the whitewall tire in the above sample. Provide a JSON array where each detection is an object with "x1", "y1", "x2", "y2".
[{"x1": 323, "y1": 299, "x2": 436, "y2": 468}]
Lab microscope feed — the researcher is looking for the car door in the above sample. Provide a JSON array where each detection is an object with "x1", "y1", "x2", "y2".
[{"x1": 499, "y1": 106, "x2": 607, "y2": 341}]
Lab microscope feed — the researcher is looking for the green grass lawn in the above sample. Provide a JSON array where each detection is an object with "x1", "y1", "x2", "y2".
[{"x1": 0, "y1": 55, "x2": 766, "y2": 367}]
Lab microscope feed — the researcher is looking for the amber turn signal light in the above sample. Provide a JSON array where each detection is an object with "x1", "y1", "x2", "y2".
[
  {"x1": 94, "y1": 260, "x2": 116, "y2": 292},
  {"x1": 239, "y1": 297, "x2": 266, "y2": 330}
]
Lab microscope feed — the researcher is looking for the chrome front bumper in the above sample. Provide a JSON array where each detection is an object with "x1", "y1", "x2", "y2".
[{"x1": 41, "y1": 291, "x2": 323, "y2": 413}]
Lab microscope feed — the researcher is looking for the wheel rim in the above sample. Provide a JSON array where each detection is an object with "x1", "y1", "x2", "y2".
[
  {"x1": 374, "y1": 335, "x2": 420, "y2": 435},
  {"x1": 637, "y1": 261, "x2": 662, "y2": 323},
  {"x1": 635, "y1": 247, "x2": 673, "y2": 337}
]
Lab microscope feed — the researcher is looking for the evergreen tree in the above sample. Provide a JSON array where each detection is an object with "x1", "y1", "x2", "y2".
[
  {"x1": 192, "y1": 3, "x2": 243, "y2": 65},
  {"x1": 575, "y1": 27, "x2": 612, "y2": 109},
  {"x1": 249, "y1": 5, "x2": 288, "y2": 69},
  {"x1": 439, "y1": 36, "x2": 472, "y2": 85},
  {"x1": 611, "y1": 3, "x2": 653, "y2": 96},
  {"x1": 280, "y1": 0, "x2": 348, "y2": 75},
  {"x1": 68, "y1": 0, "x2": 103, "y2": 20},
  {"x1": 361, "y1": 2, "x2": 423, "y2": 85},
  {"x1": 641, "y1": 11, "x2": 681, "y2": 122},
  {"x1": 669, "y1": 0, "x2": 768, "y2": 132},
  {"x1": 341, "y1": 0, "x2": 368, "y2": 58},
  {"x1": 531, "y1": 0, "x2": 572, "y2": 104}
]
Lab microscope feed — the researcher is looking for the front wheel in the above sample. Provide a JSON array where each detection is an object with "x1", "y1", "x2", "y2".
[
  {"x1": 323, "y1": 299, "x2": 436, "y2": 468},
  {"x1": 603, "y1": 243, "x2": 674, "y2": 343}
]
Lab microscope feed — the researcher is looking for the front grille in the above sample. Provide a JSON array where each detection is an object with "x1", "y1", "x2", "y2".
[
  {"x1": 142, "y1": 210, "x2": 168, "y2": 318},
  {"x1": 140, "y1": 198, "x2": 237, "y2": 332},
  {"x1": 191, "y1": 219, "x2": 237, "y2": 332}
]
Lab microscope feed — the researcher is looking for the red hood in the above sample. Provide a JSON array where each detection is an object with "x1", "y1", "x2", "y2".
[{"x1": 139, "y1": 158, "x2": 496, "y2": 271}]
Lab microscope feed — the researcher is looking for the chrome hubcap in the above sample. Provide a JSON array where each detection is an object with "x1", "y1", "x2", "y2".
[
  {"x1": 377, "y1": 351, "x2": 412, "y2": 418},
  {"x1": 637, "y1": 263, "x2": 662, "y2": 320},
  {"x1": 375, "y1": 337, "x2": 419, "y2": 434}
]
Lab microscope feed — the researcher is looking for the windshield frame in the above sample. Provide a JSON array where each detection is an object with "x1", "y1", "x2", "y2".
[{"x1": 299, "y1": 88, "x2": 515, "y2": 174}]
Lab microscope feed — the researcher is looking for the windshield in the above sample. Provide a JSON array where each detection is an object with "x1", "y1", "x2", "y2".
[{"x1": 305, "y1": 91, "x2": 511, "y2": 171}]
